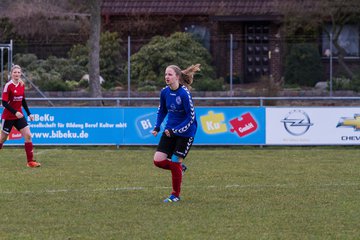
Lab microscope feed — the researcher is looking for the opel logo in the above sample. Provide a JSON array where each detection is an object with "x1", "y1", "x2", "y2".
[{"x1": 281, "y1": 110, "x2": 314, "y2": 136}]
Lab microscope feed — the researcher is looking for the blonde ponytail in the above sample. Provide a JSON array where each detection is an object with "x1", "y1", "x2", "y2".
[
  {"x1": 181, "y1": 64, "x2": 201, "y2": 88},
  {"x1": 167, "y1": 64, "x2": 201, "y2": 90}
]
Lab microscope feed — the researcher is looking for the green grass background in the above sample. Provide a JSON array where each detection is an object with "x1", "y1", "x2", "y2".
[{"x1": 0, "y1": 146, "x2": 359, "y2": 240}]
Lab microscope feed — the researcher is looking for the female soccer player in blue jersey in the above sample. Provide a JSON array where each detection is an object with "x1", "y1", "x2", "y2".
[{"x1": 152, "y1": 64, "x2": 200, "y2": 202}]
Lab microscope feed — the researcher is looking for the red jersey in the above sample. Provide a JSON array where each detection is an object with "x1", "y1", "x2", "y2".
[{"x1": 1, "y1": 80, "x2": 25, "y2": 120}]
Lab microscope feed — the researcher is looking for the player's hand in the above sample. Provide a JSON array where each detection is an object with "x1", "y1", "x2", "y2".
[
  {"x1": 29, "y1": 114, "x2": 34, "y2": 121},
  {"x1": 164, "y1": 129, "x2": 174, "y2": 137},
  {"x1": 152, "y1": 127, "x2": 160, "y2": 137},
  {"x1": 15, "y1": 112, "x2": 23, "y2": 119}
]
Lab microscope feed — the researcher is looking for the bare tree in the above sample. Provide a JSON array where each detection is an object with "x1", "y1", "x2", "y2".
[
  {"x1": 88, "y1": 0, "x2": 102, "y2": 102},
  {"x1": 278, "y1": 0, "x2": 360, "y2": 79}
]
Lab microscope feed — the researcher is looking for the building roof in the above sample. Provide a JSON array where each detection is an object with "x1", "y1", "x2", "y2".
[{"x1": 101, "y1": 0, "x2": 281, "y2": 16}]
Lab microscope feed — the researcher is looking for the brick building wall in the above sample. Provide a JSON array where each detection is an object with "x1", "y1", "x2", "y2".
[
  {"x1": 213, "y1": 21, "x2": 244, "y2": 82},
  {"x1": 268, "y1": 23, "x2": 282, "y2": 83},
  {"x1": 210, "y1": 21, "x2": 282, "y2": 84}
]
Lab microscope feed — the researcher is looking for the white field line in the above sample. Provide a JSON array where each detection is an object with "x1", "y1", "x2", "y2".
[
  {"x1": 0, "y1": 182, "x2": 359, "y2": 195},
  {"x1": 33, "y1": 149, "x2": 55, "y2": 155}
]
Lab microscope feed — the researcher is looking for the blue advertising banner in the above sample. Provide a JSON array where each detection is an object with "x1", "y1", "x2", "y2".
[
  {"x1": 0, "y1": 107, "x2": 265, "y2": 145},
  {"x1": 123, "y1": 107, "x2": 163, "y2": 145},
  {"x1": 1, "y1": 108, "x2": 126, "y2": 145}
]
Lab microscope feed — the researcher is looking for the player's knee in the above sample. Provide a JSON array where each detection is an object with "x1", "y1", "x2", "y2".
[
  {"x1": 153, "y1": 160, "x2": 160, "y2": 167},
  {"x1": 23, "y1": 134, "x2": 32, "y2": 142},
  {"x1": 154, "y1": 151, "x2": 167, "y2": 162},
  {"x1": 0, "y1": 133, "x2": 8, "y2": 144}
]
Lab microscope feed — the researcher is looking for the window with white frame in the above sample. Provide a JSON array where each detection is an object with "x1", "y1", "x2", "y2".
[
  {"x1": 184, "y1": 25, "x2": 210, "y2": 50},
  {"x1": 322, "y1": 24, "x2": 359, "y2": 58}
]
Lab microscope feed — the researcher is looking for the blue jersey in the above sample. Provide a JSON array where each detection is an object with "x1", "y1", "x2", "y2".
[{"x1": 155, "y1": 85, "x2": 197, "y2": 137}]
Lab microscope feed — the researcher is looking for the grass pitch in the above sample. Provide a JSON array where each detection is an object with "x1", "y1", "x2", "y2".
[{"x1": 0, "y1": 146, "x2": 359, "y2": 240}]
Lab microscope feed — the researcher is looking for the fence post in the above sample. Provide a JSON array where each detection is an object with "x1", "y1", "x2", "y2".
[
  {"x1": 8, "y1": 40, "x2": 13, "y2": 73},
  {"x1": 229, "y1": 34, "x2": 233, "y2": 97},
  {"x1": 1, "y1": 47, "x2": 4, "y2": 95},
  {"x1": 0, "y1": 40, "x2": 13, "y2": 96},
  {"x1": 128, "y1": 35, "x2": 131, "y2": 105},
  {"x1": 127, "y1": 35, "x2": 131, "y2": 105},
  {"x1": 329, "y1": 33, "x2": 333, "y2": 97}
]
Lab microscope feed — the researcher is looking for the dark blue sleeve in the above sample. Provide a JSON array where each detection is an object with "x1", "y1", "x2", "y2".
[
  {"x1": 155, "y1": 89, "x2": 168, "y2": 130},
  {"x1": 172, "y1": 91, "x2": 196, "y2": 134}
]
